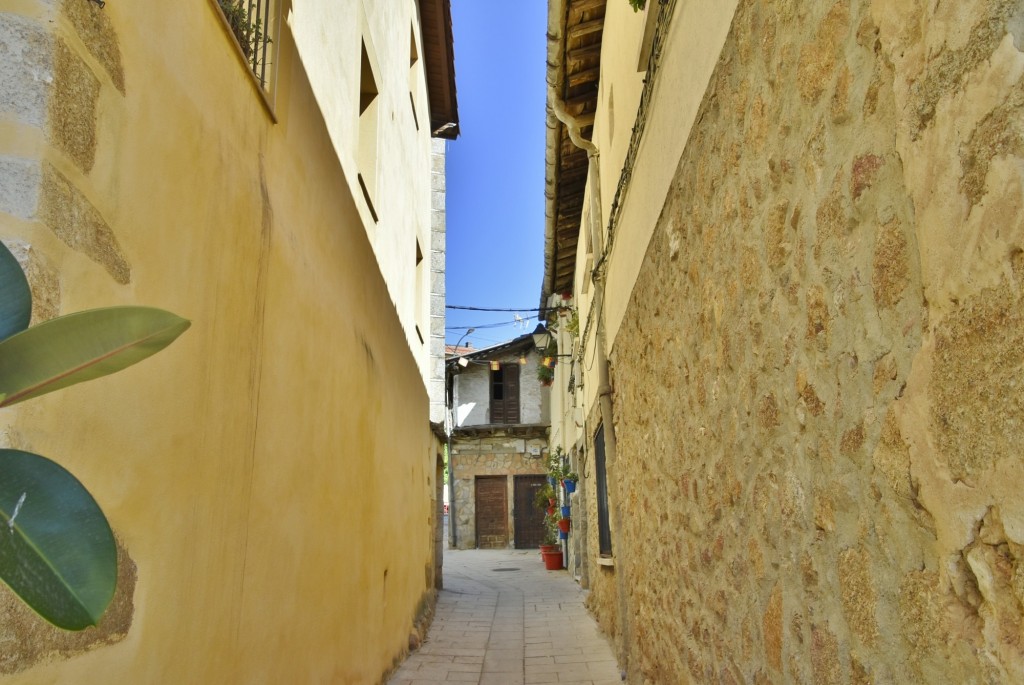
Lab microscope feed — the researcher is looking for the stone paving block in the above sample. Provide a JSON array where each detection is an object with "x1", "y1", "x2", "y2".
[{"x1": 389, "y1": 549, "x2": 619, "y2": 685}]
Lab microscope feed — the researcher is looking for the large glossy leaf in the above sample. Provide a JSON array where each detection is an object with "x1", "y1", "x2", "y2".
[
  {"x1": 0, "y1": 241, "x2": 31, "y2": 342},
  {"x1": 0, "y1": 307, "x2": 190, "y2": 408},
  {"x1": 0, "y1": 449, "x2": 116, "y2": 629}
]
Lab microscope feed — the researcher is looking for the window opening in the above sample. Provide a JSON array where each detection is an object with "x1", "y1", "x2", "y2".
[
  {"x1": 215, "y1": 0, "x2": 276, "y2": 89},
  {"x1": 595, "y1": 424, "x2": 612, "y2": 556},
  {"x1": 490, "y1": 364, "x2": 520, "y2": 424},
  {"x1": 358, "y1": 39, "x2": 380, "y2": 221},
  {"x1": 409, "y1": 24, "x2": 421, "y2": 131}
]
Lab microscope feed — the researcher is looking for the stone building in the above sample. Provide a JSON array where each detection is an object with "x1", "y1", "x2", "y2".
[
  {"x1": 447, "y1": 334, "x2": 551, "y2": 550},
  {"x1": 0, "y1": 0, "x2": 455, "y2": 681},
  {"x1": 543, "y1": 0, "x2": 1024, "y2": 682}
]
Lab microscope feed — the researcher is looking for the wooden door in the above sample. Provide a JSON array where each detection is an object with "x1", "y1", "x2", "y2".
[
  {"x1": 475, "y1": 476, "x2": 508, "y2": 548},
  {"x1": 514, "y1": 475, "x2": 547, "y2": 548}
]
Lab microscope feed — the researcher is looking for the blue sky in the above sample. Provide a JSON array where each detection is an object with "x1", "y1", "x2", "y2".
[{"x1": 444, "y1": 1, "x2": 547, "y2": 350}]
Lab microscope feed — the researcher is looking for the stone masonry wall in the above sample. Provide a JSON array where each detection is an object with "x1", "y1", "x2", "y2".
[
  {"x1": 596, "y1": 1, "x2": 1024, "y2": 683},
  {"x1": 450, "y1": 432, "x2": 548, "y2": 549}
]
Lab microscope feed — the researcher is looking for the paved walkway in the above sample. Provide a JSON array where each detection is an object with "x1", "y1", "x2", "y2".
[{"x1": 389, "y1": 548, "x2": 622, "y2": 685}]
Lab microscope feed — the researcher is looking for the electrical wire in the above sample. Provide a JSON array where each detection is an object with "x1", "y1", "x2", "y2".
[
  {"x1": 446, "y1": 304, "x2": 566, "y2": 312},
  {"x1": 445, "y1": 318, "x2": 535, "y2": 331}
]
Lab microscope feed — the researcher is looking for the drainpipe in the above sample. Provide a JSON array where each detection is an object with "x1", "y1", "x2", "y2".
[
  {"x1": 445, "y1": 369, "x2": 457, "y2": 548},
  {"x1": 545, "y1": 0, "x2": 631, "y2": 675}
]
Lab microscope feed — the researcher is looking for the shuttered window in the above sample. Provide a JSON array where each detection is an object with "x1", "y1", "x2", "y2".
[
  {"x1": 490, "y1": 364, "x2": 520, "y2": 424},
  {"x1": 595, "y1": 424, "x2": 612, "y2": 556}
]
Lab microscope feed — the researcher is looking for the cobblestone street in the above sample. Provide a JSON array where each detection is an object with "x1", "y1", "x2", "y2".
[{"x1": 389, "y1": 548, "x2": 622, "y2": 685}]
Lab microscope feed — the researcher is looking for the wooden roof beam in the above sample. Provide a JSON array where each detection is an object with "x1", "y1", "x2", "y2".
[{"x1": 568, "y1": 17, "x2": 605, "y2": 41}]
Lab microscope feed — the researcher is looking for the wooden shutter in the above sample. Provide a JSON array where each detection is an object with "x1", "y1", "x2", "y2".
[
  {"x1": 490, "y1": 364, "x2": 520, "y2": 424},
  {"x1": 490, "y1": 367, "x2": 505, "y2": 423},
  {"x1": 503, "y1": 364, "x2": 520, "y2": 424}
]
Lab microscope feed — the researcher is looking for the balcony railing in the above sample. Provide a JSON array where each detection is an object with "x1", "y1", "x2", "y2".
[{"x1": 216, "y1": 0, "x2": 275, "y2": 89}]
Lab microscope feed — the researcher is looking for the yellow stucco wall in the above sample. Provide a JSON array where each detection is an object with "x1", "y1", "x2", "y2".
[{"x1": 0, "y1": 0, "x2": 437, "y2": 681}]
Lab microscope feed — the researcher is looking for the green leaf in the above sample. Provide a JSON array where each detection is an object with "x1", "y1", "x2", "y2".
[
  {"x1": 0, "y1": 240, "x2": 31, "y2": 342},
  {"x1": 0, "y1": 306, "x2": 190, "y2": 408},
  {"x1": 0, "y1": 449, "x2": 116, "y2": 629}
]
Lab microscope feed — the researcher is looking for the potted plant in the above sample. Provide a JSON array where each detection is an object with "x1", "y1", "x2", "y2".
[
  {"x1": 535, "y1": 483, "x2": 558, "y2": 558},
  {"x1": 539, "y1": 512, "x2": 559, "y2": 555},
  {"x1": 563, "y1": 471, "x2": 579, "y2": 494},
  {"x1": 533, "y1": 482, "x2": 556, "y2": 511},
  {"x1": 541, "y1": 513, "x2": 563, "y2": 569}
]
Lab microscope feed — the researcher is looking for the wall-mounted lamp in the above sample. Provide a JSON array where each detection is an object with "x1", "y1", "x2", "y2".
[
  {"x1": 489, "y1": 360, "x2": 500, "y2": 371},
  {"x1": 531, "y1": 324, "x2": 573, "y2": 360},
  {"x1": 531, "y1": 324, "x2": 551, "y2": 351}
]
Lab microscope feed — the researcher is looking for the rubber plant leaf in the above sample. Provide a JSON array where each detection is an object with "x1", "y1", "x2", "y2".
[
  {"x1": 0, "y1": 240, "x2": 31, "y2": 342},
  {"x1": 0, "y1": 449, "x2": 116, "y2": 630},
  {"x1": 0, "y1": 306, "x2": 190, "y2": 408}
]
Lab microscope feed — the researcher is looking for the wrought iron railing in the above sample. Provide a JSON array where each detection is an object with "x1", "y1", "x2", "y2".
[{"x1": 216, "y1": 0, "x2": 275, "y2": 89}]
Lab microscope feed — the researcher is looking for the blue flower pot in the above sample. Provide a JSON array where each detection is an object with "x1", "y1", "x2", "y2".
[
  {"x1": 558, "y1": 530, "x2": 568, "y2": 540},
  {"x1": 564, "y1": 479, "x2": 577, "y2": 494},
  {"x1": 561, "y1": 506, "x2": 570, "y2": 518}
]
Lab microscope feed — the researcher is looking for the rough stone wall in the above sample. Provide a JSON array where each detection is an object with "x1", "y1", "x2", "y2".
[
  {"x1": 0, "y1": 1, "x2": 132, "y2": 671},
  {"x1": 450, "y1": 432, "x2": 548, "y2": 549},
  {"x1": 597, "y1": 1, "x2": 1024, "y2": 683}
]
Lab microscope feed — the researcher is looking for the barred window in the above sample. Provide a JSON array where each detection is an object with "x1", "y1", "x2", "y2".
[{"x1": 215, "y1": 0, "x2": 277, "y2": 90}]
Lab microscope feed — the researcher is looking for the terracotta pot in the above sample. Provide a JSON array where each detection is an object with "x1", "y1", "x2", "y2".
[
  {"x1": 557, "y1": 518, "x2": 571, "y2": 533},
  {"x1": 546, "y1": 506, "x2": 556, "y2": 516},
  {"x1": 542, "y1": 550, "x2": 563, "y2": 570}
]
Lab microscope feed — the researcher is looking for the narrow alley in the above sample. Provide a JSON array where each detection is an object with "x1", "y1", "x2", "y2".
[{"x1": 389, "y1": 548, "x2": 622, "y2": 685}]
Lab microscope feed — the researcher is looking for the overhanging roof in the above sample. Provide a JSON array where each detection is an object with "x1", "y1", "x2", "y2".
[
  {"x1": 419, "y1": 0, "x2": 460, "y2": 139},
  {"x1": 542, "y1": 0, "x2": 607, "y2": 302}
]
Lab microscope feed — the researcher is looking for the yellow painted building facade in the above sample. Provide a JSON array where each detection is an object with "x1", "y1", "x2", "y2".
[{"x1": 0, "y1": 0, "x2": 453, "y2": 681}]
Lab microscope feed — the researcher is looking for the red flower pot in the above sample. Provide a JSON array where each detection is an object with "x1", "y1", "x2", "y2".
[
  {"x1": 542, "y1": 549, "x2": 563, "y2": 570},
  {"x1": 557, "y1": 518, "x2": 571, "y2": 533},
  {"x1": 546, "y1": 506, "x2": 556, "y2": 516}
]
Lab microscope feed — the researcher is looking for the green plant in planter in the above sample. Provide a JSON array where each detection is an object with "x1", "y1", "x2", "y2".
[
  {"x1": 564, "y1": 471, "x2": 579, "y2": 484},
  {"x1": 546, "y1": 447, "x2": 567, "y2": 482},
  {"x1": 217, "y1": 0, "x2": 272, "y2": 62},
  {"x1": 537, "y1": 364, "x2": 554, "y2": 386},
  {"x1": 533, "y1": 482, "x2": 556, "y2": 512},
  {"x1": 0, "y1": 241, "x2": 189, "y2": 629},
  {"x1": 542, "y1": 511, "x2": 560, "y2": 546}
]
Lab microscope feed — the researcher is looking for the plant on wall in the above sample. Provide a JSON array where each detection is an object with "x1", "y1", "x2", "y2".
[
  {"x1": 628, "y1": 0, "x2": 646, "y2": 11},
  {"x1": 536, "y1": 339, "x2": 559, "y2": 387},
  {"x1": 564, "y1": 308, "x2": 579, "y2": 340},
  {"x1": 217, "y1": 0, "x2": 272, "y2": 61},
  {"x1": 0, "y1": 241, "x2": 190, "y2": 630}
]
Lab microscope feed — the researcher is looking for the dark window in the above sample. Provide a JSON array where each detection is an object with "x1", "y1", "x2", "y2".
[
  {"x1": 490, "y1": 364, "x2": 520, "y2": 424},
  {"x1": 595, "y1": 424, "x2": 612, "y2": 556}
]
